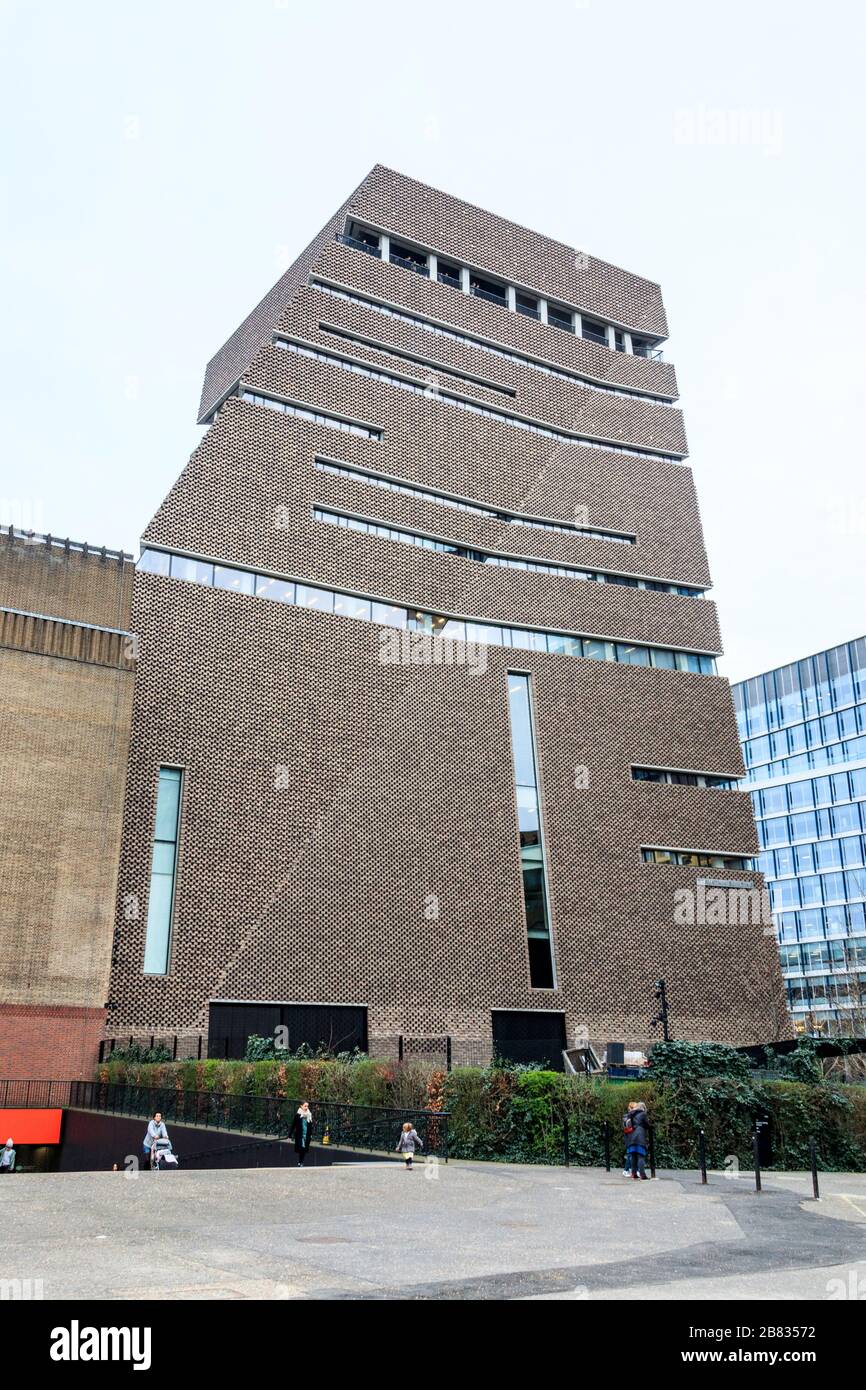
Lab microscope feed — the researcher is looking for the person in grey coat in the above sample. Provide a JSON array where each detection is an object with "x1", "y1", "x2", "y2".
[
  {"x1": 396, "y1": 1122, "x2": 424, "y2": 1169},
  {"x1": 0, "y1": 1138, "x2": 16, "y2": 1173},
  {"x1": 142, "y1": 1112, "x2": 169, "y2": 1170}
]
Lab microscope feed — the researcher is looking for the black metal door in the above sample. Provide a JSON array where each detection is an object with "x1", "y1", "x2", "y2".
[
  {"x1": 208, "y1": 1002, "x2": 368, "y2": 1059},
  {"x1": 491, "y1": 1011, "x2": 567, "y2": 1070}
]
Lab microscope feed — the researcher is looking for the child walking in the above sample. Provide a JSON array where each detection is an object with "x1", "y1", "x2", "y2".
[{"x1": 396, "y1": 1121, "x2": 424, "y2": 1169}]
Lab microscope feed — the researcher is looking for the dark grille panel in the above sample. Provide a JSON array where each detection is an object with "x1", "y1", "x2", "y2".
[
  {"x1": 492, "y1": 1011, "x2": 567, "y2": 1069},
  {"x1": 208, "y1": 1002, "x2": 368, "y2": 1060}
]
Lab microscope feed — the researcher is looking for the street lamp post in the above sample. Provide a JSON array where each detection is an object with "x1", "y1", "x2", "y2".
[{"x1": 651, "y1": 979, "x2": 670, "y2": 1042}]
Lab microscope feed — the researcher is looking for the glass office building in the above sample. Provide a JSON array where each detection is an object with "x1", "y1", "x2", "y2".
[{"x1": 733, "y1": 637, "x2": 866, "y2": 1033}]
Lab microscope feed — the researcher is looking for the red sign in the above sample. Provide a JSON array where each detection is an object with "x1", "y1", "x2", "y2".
[{"x1": 0, "y1": 1109, "x2": 62, "y2": 1145}]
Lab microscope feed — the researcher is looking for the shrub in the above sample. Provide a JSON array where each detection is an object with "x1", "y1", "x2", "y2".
[
  {"x1": 648, "y1": 1040, "x2": 753, "y2": 1084},
  {"x1": 100, "y1": 1042, "x2": 173, "y2": 1066},
  {"x1": 91, "y1": 1057, "x2": 866, "y2": 1171},
  {"x1": 243, "y1": 1035, "x2": 367, "y2": 1064},
  {"x1": 766, "y1": 1039, "x2": 824, "y2": 1085}
]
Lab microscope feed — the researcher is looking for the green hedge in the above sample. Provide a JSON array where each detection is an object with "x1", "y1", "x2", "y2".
[
  {"x1": 97, "y1": 1057, "x2": 439, "y2": 1111},
  {"x1": 95, "y1": 1056, "x2": 866, "y2": 1171}
]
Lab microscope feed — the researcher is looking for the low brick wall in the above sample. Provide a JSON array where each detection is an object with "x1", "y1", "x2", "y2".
[{"x1": 0, "y1": 1004, "x2": 105, "y2": 1081}]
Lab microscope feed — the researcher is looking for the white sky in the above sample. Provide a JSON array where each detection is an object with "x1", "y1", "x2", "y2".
[{"x1": 1, "y1": 0, "x2": 863, "y2": 683}]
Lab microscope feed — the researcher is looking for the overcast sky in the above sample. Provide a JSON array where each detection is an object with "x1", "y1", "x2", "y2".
[{"x1": 2, "y1": 0, "x2": 863, "y2": 683}]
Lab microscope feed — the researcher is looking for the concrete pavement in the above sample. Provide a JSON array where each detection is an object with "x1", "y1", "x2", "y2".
[{"x1": 3, "y1": 1160, "x2": 866, "y2": 1300}]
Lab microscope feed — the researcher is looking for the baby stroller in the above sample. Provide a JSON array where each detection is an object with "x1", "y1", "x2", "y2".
[{"x1": 150, "y1": 1137, "x2": 179, "y2": 1171}]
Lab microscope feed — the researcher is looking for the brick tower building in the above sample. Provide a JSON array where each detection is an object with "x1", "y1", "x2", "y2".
[{"x1": 106, "y1": 165, "x2": 787, "y2": 1063}]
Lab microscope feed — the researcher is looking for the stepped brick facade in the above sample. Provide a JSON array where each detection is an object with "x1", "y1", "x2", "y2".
[{"x1": 97, "y1": 165, "x2": 789, "y2": 1062}]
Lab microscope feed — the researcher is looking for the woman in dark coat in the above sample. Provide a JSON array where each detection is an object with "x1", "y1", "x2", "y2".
[
  {"x1": 290, "y1": 1102, "x2": 314, "y2": 1166},
  {"x1": 623, "y1": 1100, "x2": 650, "y2": 1180}
]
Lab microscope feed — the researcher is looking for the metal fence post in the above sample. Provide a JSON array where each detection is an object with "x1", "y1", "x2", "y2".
[
  {"x1": 699, "y1": 1128, "x2": 708, "y2": 1185},
  {"x1": 752, "y1": 1130, "x2": 762, "y2": 1192},
  {"x1": 563, "y1": 1114, "x2": 570, "y2": 1167},
  {"x1": 603, "y1": 1120, "x2": 611, "y2": 1172},
  {"x1": 398, "y1": 1035, "x2": 404, "y2": 1063},
  {"x1": 648, "y1": 1121, "x2": 656, "y2": 1179},
  {"x1": 810, "y1": 1137, "x2": 820, "y2": 1200}
]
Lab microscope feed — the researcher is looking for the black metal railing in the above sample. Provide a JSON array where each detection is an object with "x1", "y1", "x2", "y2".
[
  {"x1": 375, "y1": 1036, "x2": 572, "y2": 1070},
  {"x1": 97, "y1": 1035, "x2": 577, "y2": 1071},
  {"x1": 60, "y1": 1081, "x2": 450, "y2": 1158},
  {"x1": 335, "y1": 232, "x2": 381, "y2": 258},
  {"x1": 471, "y1": 285, "x2": 507, "y2": 307},
  {"x1": 390, "y1": 253, "x2": 428, "y2": 276},
  {"x1": 437, "y1": 270, "x2": 461, "y2": 288},
  {"x1": 98, "y1": 1035, "x2": 203, "y2": 1062},
  {"x1": 377, "y1": 1035, "x2": 488, "y2": 1069},
  {"x1": 1, "y1": 1081, "x2": 828, "y2": 1192},
  {"x1": 632, "y1": 342, "x2": 664, "y2": 361},
  {"x1": 4, "y1": 528, "x2": 131, "y2": 563},
  {"x1": 0, "y1": 1079, "x2": 73, "y2": 1108}
]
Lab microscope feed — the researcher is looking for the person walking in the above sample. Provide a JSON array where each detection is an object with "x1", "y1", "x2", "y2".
[
  {"x1": 623, "y1": 1100, "x2": 650, "y2": 1180},
  {"x1": 396, "y1": 1121, "x2": 423, "y2": 1170},
  {"x1": 290, "y1": 1102, "x2": 314, "y2": 1166},
  {"x1": 142, "y1": 1112, "x2": 168, "y2": 1171},
  {"x1": 0, "y1": 1138, "x2": 16, "y2": 1174}
]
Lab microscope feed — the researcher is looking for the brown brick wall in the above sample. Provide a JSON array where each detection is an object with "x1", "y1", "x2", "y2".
[
  {"x1": 0, "y1": 648, "x2": 133, "y2": 1006},
  {"x1": 0, "y1": 532, "x2": 133, "y2": 630},
  {"x1": 351, "y1": 166, "x2": 669, "y2": 339},
  {"x1": 311, "y1": 239, "x2": 679, "y2": 400},
  {"x1": 0, "y1": 608, "x2": 135, "y2": 670},
  {"x1": 0, "y1": 1005, "x2": 106, "y2": 1081},
  {"x1": 198, "y1": 178, "x2": 369, "y2": 422},
  {"x1": 147, "y1": 400, "x2": 717, "y2": 653},
  {"x1": 280, "y1": 282, "x2": 687, "y2": 455},
  {"x1": 0, "y1": 542, "x2": 134, "y2": 1080},
  {"x1": 199, "y1": 164, "x2": 675, "y2": 423},
  {"x1": 148, "y1": 396, "x2": 714, "y2": 609},
  {"x1": 108, "y1": 573, "x2": 784, "y2": 1050}
]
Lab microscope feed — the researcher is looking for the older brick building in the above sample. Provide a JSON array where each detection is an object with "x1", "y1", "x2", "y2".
[
  {"x1": 105, "y1": 165, "x2": 787, "y2": 1063},
  {"x1": 0, "y1": 533, "x2": 134, "y2": 1078}
]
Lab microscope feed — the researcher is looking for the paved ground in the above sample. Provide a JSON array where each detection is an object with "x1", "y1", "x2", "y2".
[{"x1": 4, "y1": 1160, "x2": 866, "y2": 1300}]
